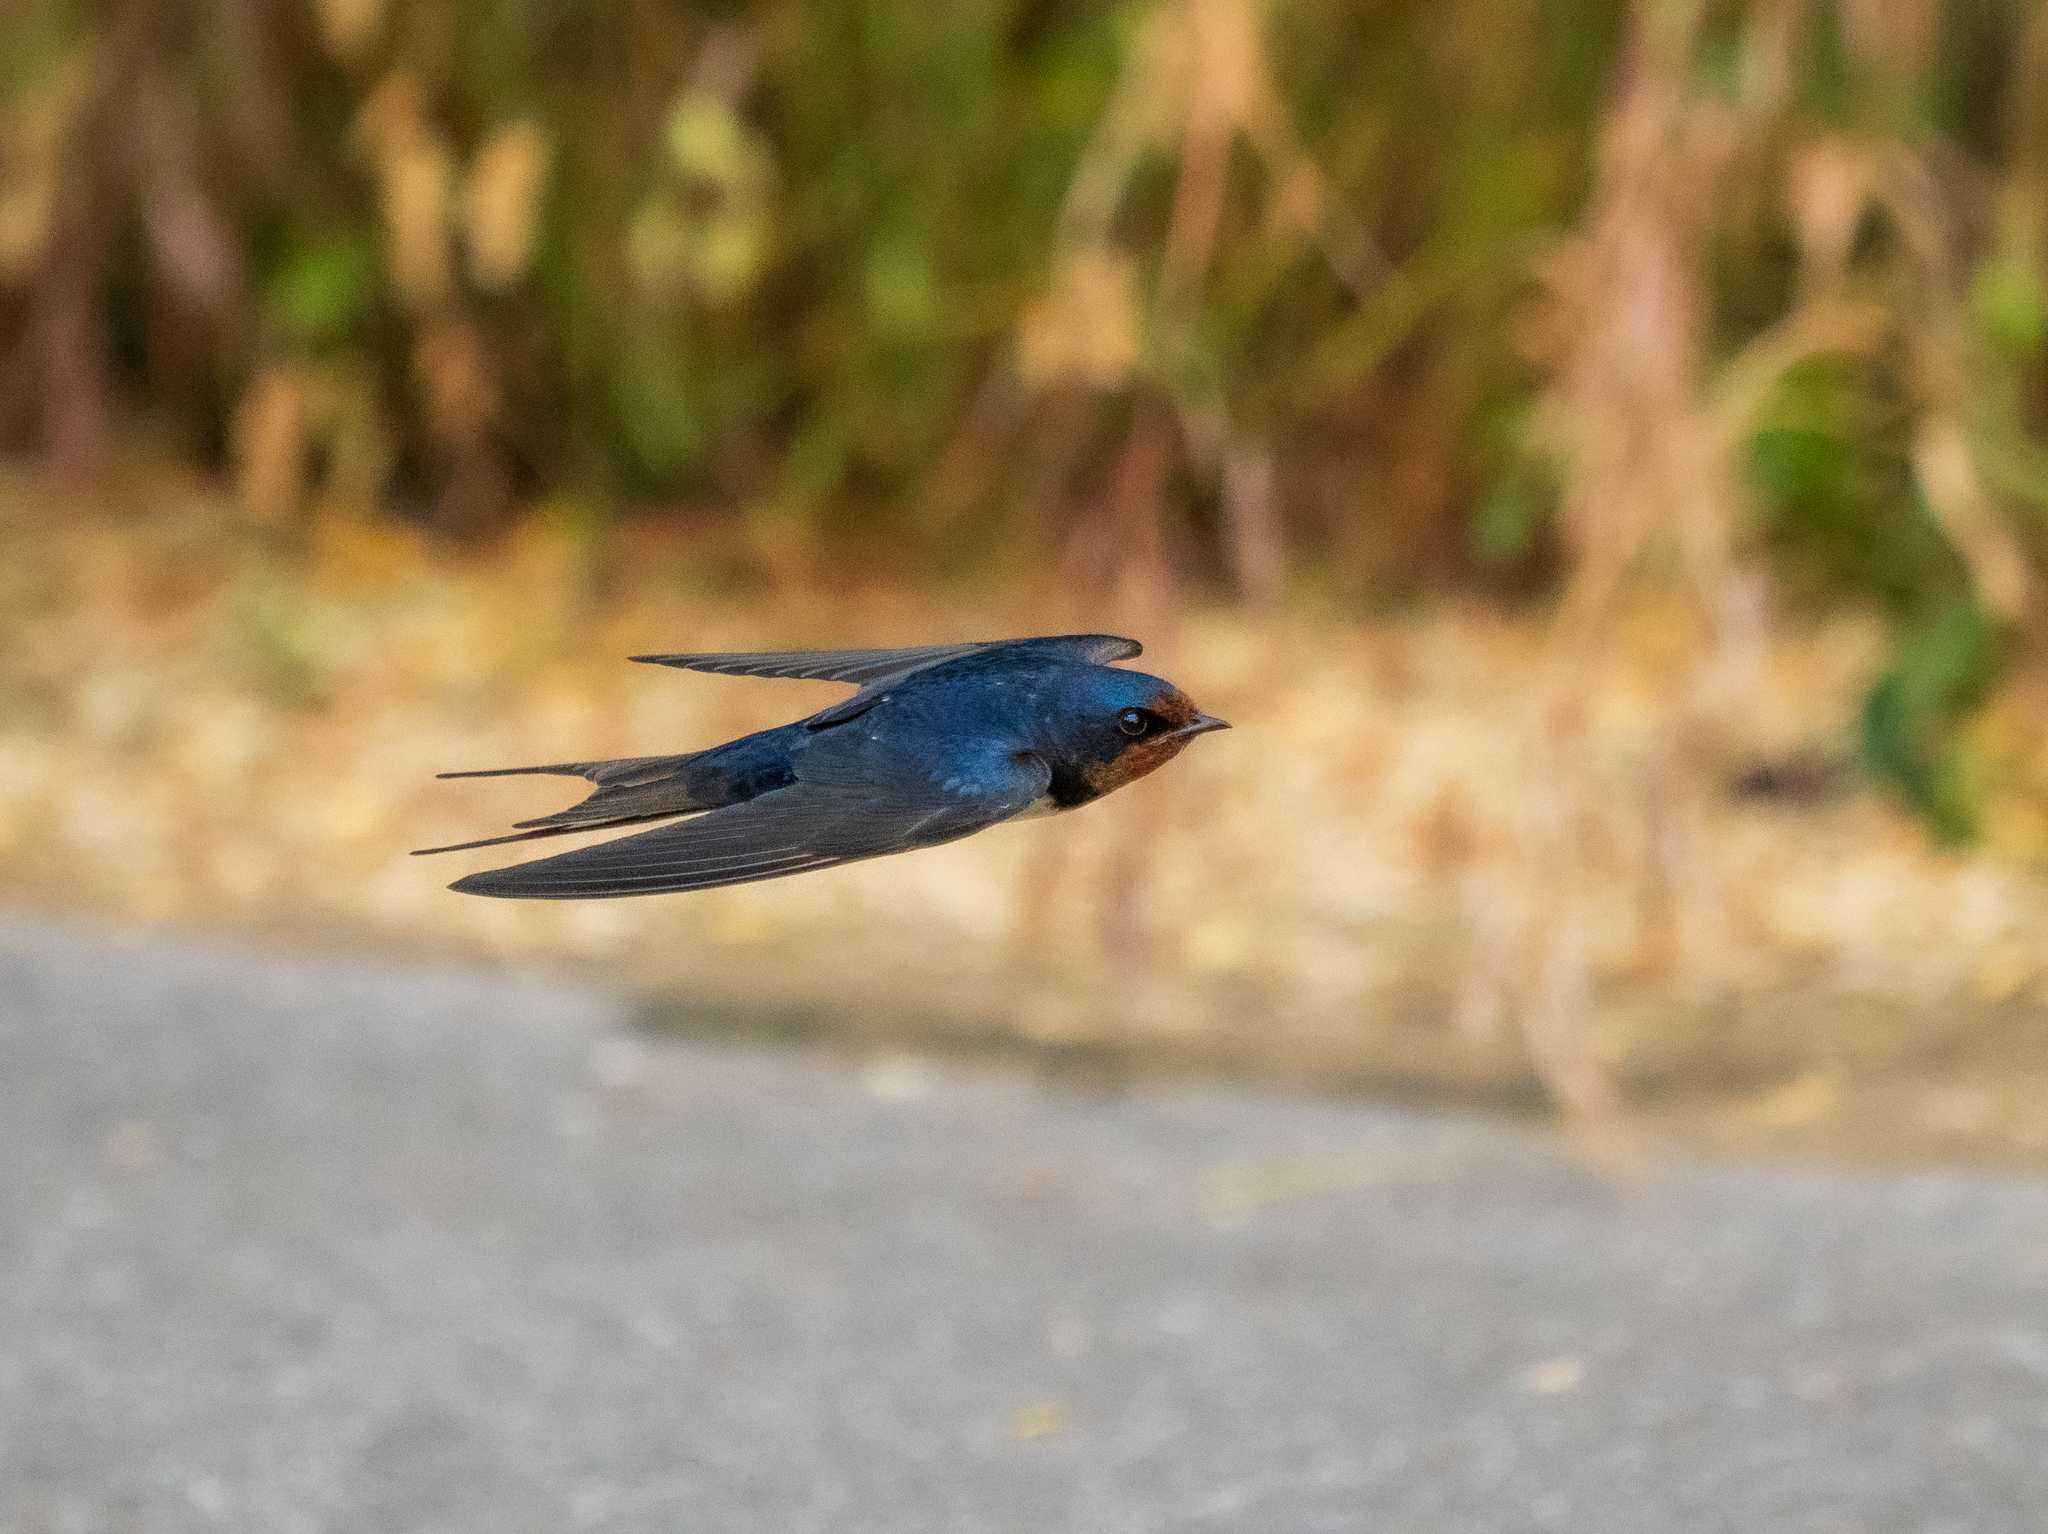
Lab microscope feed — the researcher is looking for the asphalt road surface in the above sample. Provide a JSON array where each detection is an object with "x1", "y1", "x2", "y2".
[{"x1": 3, "y1": 914, "x2": 2045, "y2": 1533}]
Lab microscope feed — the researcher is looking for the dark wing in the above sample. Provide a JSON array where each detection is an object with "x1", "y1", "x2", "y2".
[
  {"x1": 627, "y1": 634, "x2": 1141, "y2": 687},
  {"x1": 628, "y1": 642, "x2": 993, "y2": 684},
  {"x1": 413, "y1": 754, "x2": 713, "y2": 856},
  {"x1": 447, "y1": 749, "x2": 1050, "y2": 900},
  {"x1": 1023, "y1": 633, "x2": 1143, "y2": 664},
  {"x1": 632, "y1": 635, "x2": 1143, "y2": 733}
]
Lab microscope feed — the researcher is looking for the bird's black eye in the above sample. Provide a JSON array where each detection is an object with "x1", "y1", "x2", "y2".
[{"x1": 1117, "y1": 708, "x2": 1148, "y2": 737}]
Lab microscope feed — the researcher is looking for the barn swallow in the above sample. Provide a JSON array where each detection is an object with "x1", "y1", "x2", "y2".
[{"x1": 416, "y1": 634, "x2": 1229, "y2": 898}]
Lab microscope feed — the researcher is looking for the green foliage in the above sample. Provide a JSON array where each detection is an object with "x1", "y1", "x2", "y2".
[
  {"x1": 265, "y1": 238, "x2": 382, "y2": 350},
  {"x1": 1860, "y1": 597, "x2": 2007, "y2": 843},
  {"x1": 1970, "y1": 248, "x2": 2048, "y2": 359},
  {"x1": 1748, "y1": 362, "x2": 1963, "y2": 613}
]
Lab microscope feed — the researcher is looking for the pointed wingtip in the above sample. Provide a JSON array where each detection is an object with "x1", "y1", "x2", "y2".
[
  {"x1": 417, "y1": 837, "x2": 500, "y2": 857},
  {"x1": 436, "y1": 761, "x2": 596, "y2": 781}
]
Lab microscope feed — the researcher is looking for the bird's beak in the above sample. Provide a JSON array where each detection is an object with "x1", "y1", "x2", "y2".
[{"x1": 1178, "y1": 712, "x2": 1231, "y2": 738}]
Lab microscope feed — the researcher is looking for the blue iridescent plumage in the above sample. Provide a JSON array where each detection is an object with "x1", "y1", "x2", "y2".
[{"x1": 418, "y1": 635, "x2": 1228, "y2": 898}]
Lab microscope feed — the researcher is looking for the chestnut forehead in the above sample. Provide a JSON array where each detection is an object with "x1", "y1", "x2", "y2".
[{"x1": 1143, "y1": 687, "x2": 1199, "y2": 726}]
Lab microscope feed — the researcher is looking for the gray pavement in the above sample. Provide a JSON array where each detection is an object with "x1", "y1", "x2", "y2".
[{"x1": 2, "y1": 914, "x2": 2045, "y2": 1533}]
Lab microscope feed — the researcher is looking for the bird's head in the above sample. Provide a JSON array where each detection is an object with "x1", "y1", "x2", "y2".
[{"x1": 1040, "y1": 667, "x2": 1230, "y2": 806}]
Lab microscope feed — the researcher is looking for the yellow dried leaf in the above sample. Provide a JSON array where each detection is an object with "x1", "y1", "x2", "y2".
[
  {"x1": 231, "y1": 368, "x2": 309, "y2": 527},
  {"x1": 1182, "y1": 912, "x2": 1255, "y2": 973},
  {"x1": 1784, "y1": 137, "x2": 1875, "y2": 293},
  {"x1": 323, "y1": 787, "x2": 392, "y2": 847},
  {"x1": 380, "y1": 134, "x2": 456, "y2": 309},
  {"x1": 465, "y1": 122, "x2": 552, "y2": 291},
  {"x1": 1972, "y1": 942, "x2": 2036, "y2": 1005},
  {"x1": 1912, "y1": 419, "x2": 2029, "y2": 621},
  {"x1": 704, "y1": 902, "x2": 786, "y2": 946},
  {"x1": 1743, "y1": 1071, "x2": 1839, "y2": 1128},
  {"x1": 1980, "y1": 796, "x2": 2048, "y2": 864},
  {"x1": 310, "y1": 514, "x2": 426, "y2": 592},
  {"x1": 0, "y1": 54, "x2": 85, "y2": 277},
  {"x1": 314, "y1": 0, "x2": 384, "y2": 65},
  {"x1": 351, "y1": 71, "x2": 428, "y2": 166},
  {"x1": 691, "y1": 218, "x2": 766, "y2": 308},
  {"x1": 0, "y1": 176, "x2": 55, "y2": 282},
  {"x1": 1017, "y1": 249, "x2": 1140, "y2": 388},
  {"x1": 1189, "y1": 0, "x2": 1263, "y2": 129}
]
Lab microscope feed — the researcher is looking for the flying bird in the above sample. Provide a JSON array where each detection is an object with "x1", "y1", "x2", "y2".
[{"x1": 417, "y1": 634, "x2": 1229, "y2": 898}]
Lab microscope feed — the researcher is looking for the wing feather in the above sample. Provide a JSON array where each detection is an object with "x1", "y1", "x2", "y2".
[
  {"x1": 628, "y1": 643, "x2": 989, "y2": 684},
  {"x1": 627, "y1": 634, "x2": 1141, "y2": 686},
  {"x1": 447, "y1": 751, "x2": 1049, "y2": 899}
]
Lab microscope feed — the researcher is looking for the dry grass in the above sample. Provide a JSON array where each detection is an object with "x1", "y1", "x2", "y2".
[
  {"x1": 5, "y1": 469, "x2": 2048, "y2": 1158},
  {"x1": 3, "y1": 1, "x2": 2047, "y2": 1148},
  {"x1": 1454, "y1": 0, "x2": 2048, "y2": 1111}
]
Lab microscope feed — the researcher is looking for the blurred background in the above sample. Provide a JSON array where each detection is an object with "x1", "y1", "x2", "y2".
[{"x1": 4, "y1": 0, "x2": 2048, "y2": 1154}]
